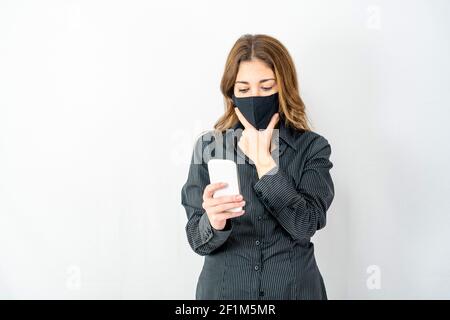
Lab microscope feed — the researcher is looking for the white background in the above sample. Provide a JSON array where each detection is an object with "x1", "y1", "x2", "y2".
[{"x1": 1, "y1": 0, "x2": 449, "y2": 299}]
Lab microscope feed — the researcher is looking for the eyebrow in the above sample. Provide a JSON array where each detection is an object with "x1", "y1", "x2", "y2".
[{"x1": 235, "y1": 78, "x2": 275, "y2": 84}]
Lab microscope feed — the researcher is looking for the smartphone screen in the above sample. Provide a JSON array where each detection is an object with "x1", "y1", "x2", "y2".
[{"x1": 207, "y1": 159, "x2": 242, "y2": 212}]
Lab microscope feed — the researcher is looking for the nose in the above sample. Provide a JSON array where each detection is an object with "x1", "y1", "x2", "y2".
[{"x1": 250, "y1": 88, "x2": 263, "y2": 96}]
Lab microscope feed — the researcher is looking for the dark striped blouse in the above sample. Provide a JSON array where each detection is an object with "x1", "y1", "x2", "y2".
[{"x1": 181, "y1": 119, "x2": 335, "y2": 300}]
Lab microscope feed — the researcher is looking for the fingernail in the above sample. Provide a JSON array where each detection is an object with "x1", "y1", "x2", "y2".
[{"x1": 236, "y1": 195, "x2": 243, "y2": 200}]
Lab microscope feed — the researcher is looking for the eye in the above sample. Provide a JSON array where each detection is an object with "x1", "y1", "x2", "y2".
[
  {"x1": 262, "y1": 87, "x2": 273, "y2": 91},
  {"x1": 238, "y1": 88, "x2": 249, "y2": 93}
]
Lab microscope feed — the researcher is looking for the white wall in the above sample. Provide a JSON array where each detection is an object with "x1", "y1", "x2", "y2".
[{"x1": 1, "y1": 0, "x2": 449, "y2": 299}]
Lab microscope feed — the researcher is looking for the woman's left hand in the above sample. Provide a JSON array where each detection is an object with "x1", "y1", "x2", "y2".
[{"x1": 234, "y1": 107, "x2": 279, "y2": 178}]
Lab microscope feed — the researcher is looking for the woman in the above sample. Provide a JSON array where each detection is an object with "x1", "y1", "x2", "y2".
[{"x1": 181, "y1": 34, "x2": 335, "y2": 300}]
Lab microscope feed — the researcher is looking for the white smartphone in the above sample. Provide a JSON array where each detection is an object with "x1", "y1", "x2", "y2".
[{"x1": 207, "y1": 159, "x2": 242, "y2": 213}]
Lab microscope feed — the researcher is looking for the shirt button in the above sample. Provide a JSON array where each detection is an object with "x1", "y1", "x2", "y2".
[
  {"x1": 254, "y1": 265, "x2": 259, "y2": 271},
  {"x1": 257, "y1": 216, "x2": 262, "y2": 220},
  {"x1": 255, "y1": 240, "x2": 260, "y2": 246},
  {"x1": 259, "y1": 291, "x2": 265, "y2": 297}
]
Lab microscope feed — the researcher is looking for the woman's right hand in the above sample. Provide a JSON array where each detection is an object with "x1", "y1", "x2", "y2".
[{"x1": 202, "y1": 182, "x2": 246, "y2": 231}]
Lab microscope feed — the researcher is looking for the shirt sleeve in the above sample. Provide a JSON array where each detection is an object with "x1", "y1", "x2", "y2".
[
  {"x1": 181, "y1": 133, "x2": 233, "y2": 256},
  {"x1": 252, "y1": 135, "x2": 335, "y2": 241}
]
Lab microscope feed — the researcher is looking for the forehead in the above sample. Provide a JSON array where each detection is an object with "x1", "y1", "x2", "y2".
[{"x1": 235, "y1": 59, "x2": 275, "y2": 83}]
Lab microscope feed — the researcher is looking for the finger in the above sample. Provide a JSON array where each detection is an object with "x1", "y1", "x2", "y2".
[
  {"x1": 222, "y1": 210, "x2": 246, "y2": 219},
  {"x1": 234, "y1": 107, "x2": 255, "y2": 130},
  {"x1": 205, "y1": 194, "x2": 243, "y2": 207},
  {"x1": 203, "y1": 182, "x2": 228, "y2": 200},
  {"x1": 211, "y1": 200, "x2": 246, "y2": 214},
  {"x1": 203, "y1": 196, "x2": 243, "y2": 210},
  {"x1": 266, "y1": 112, "x2": 279, "y2": 131}
]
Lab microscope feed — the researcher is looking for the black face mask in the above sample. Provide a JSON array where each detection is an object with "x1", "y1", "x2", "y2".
[{"x1": 232, "y1": 92, "x2": 279, "y2": 130}]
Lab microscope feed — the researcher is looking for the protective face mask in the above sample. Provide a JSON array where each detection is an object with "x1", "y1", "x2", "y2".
[{"x1": 232, "y1": 91, "x2": 279, "y2": 130}]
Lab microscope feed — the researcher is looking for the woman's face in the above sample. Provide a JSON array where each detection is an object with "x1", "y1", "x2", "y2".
[{"x1": 233, "y1": 59, "x2": 278, "y2": 98}]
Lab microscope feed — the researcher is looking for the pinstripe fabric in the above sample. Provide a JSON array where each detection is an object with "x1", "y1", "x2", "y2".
[{"x1": 181, "y1": 119, "x2": 335, "y2": 300}]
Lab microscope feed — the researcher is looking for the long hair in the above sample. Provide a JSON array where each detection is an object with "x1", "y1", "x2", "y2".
[{"x1": 214, "y1": 34, "x2": 312, "y2": 133}]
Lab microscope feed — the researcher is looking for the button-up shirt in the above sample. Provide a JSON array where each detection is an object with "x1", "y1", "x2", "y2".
[{"x1": 181, "y1": 118, "x2": 335, "y2": 300}]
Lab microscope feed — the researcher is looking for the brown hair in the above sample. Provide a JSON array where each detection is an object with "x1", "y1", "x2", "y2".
[{"x1": 214, "y1": 34, "x2": 312, "y2": 133}]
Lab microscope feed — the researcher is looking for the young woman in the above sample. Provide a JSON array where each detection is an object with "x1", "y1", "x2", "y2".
[{"x1": 181, "y1": 34, "x2": 335, "y2": 300}]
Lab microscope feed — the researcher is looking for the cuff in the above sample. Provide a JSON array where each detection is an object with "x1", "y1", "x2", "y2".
[
  {"x1": 253, "y1": 165, "x2": 299, "y2": 216},
  {"x1": 198, "y1": 211, "x2": 233, "y2": 246}
]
